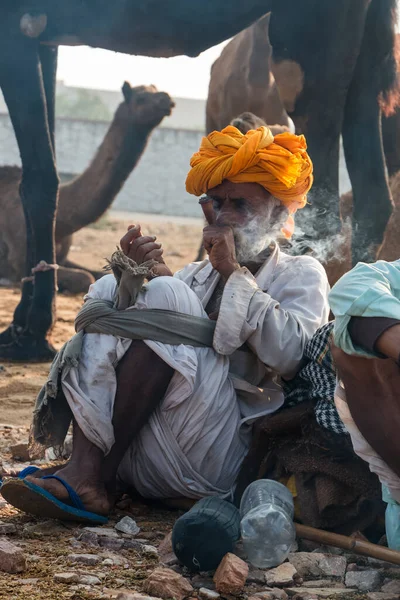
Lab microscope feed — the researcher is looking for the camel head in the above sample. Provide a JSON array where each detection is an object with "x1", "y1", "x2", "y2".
[{"x1": 117, "y1": 82, "x2": 175, "y2": 129}]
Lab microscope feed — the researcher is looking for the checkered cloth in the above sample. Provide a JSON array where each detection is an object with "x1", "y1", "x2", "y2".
[{"x1": 283, "y1": 322, "x2": 348, "y2": 435}]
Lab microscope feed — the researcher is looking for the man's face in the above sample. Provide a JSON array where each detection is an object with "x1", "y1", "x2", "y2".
[{"x1": 205, "y1": 180, "x2": 288, "y2": 263}]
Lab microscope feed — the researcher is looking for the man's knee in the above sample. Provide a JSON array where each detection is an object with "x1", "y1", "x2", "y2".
[{"x1": 137, "y1": 277, "x2": 205, "y2": 317}]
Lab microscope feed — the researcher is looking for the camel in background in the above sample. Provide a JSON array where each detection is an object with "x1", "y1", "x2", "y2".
[
  {"x1": 206, "y1": 3, "x2": 398, "y2": 269},
  {"x1": 0, "y1": 83, "x2": 174, "y2": 294}
]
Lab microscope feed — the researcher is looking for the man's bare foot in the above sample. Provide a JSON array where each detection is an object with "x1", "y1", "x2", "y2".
[
  {"x1": 5, "y1": 464, "x2": 65, "y2": 479},
  {"x1": 26, "y1": 464, "x2": 110, "y2": 516}
]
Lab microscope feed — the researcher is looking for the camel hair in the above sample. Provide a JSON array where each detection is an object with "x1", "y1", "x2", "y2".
[
  {"x1": 206, "y1": 3, "x2": 399, "y2": 268},
  {"x1": 0, "y1": 83, "x2": 174, "y2": 295},
  {"x1": 0, "y1": 2, "x2": 397, "y2": 362},
  {"x1": 0, "y1": 0, "x2": 271, "y2": 362}
]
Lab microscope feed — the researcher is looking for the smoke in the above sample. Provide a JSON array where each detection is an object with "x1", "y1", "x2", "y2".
[
  {"x1": 287, "y1": 204, "x2": 349, "y2": 265},
  {"x1": 230, "y1": 199, "x2": 288, "y2": 264}
]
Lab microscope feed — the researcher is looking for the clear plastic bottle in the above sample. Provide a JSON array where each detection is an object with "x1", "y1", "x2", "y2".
[{"x1": 240, "y1": 479, "x2": 296, "y2": 568}]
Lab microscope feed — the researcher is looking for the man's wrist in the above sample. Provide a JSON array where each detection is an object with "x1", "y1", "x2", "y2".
[{"x1": 220, "y1": 262, "x2": 241, "y2": 280}]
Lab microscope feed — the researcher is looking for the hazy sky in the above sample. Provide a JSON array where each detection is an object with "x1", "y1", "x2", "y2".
[{"x1": 57, "y1": 42, "x2": 229, "y2": 100}]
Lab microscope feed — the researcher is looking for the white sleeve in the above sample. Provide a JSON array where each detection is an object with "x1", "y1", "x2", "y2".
[{"x1": 213, "y1": 260, "x2": 330, "y2": 379}]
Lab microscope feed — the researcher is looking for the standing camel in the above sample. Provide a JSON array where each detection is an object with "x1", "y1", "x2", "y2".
[
  {"x1": 0, "y1": 1, "x2": 270, "y2": 361},
  {"x1": 206, "y1": 1, "x2": 398, "y2": 267},
  {"x1": 0, "y1": 83, "x2": 174, "y2": 294}
]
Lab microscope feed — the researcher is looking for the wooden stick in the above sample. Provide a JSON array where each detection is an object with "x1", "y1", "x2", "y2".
[{"x1": 295, "y1": 523, "x2": 400, "y2": 566}]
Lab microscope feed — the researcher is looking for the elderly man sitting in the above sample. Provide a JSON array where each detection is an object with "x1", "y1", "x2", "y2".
[{"x1": 1, "y1": 126, "x2": 329, "y2": 522}]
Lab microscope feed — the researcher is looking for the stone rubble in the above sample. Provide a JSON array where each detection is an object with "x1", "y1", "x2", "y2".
[
  {"x1": 265, "y1": 562, "x2": 298, "y2": 587},
  {"x1": 115, "y1": 516, "x2": 141, "y2": 537},
  {"x1": 345, "y1": 569, "x2": 381, "y2": 592},
  {"x1": 0, "y1": 539, "x2": 26, "y2": 573},
  {"x1": 198, "y1": 587, "x2": 220, "y2": 600},
  {"x1": 213, "y1": 552, "x2": 249, "y2": 595},
  {"x1": 144, "y1": 567, "x2": 194, "y2": 600}
]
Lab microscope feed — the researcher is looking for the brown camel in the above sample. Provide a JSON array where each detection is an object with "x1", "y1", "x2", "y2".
[
  {"x1": 206, "y1": 2, "x2": 398, "y2": 270},
  {"x1": 0, "y1": 1, "x2": 270, "y2": 361},
  {"x1": 0, "y1": 82, "x2": 174, "y2": 294}
]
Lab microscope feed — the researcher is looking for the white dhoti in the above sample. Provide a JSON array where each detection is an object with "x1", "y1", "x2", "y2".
[{"x1": 61, "y1": 275, "x2": 255, "y2": 499}]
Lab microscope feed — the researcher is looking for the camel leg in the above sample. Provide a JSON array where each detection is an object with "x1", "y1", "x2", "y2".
[
  {"x1": 0, "y1": 41, "x2": 59, "y2": 361},
  {"x1": 382, "y1": 111, "x2": 400, "y2": 179},
  {"x1": 269, "y1": 0, "x2": 370, "y2": 251},
  {"x1": 342, "y1": 1, "x2": 394, "y2": 265}
]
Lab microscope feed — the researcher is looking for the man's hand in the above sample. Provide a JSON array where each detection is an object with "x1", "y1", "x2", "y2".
[
  {"x1": 203, "y1": 225, "x2": 240, "y2": 280},
  {"x1": 120, "y1": 225, "x2": 172, "y2": 277}
]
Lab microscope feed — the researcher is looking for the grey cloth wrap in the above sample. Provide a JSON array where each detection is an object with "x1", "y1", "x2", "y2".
[{"x1": 33, "y1": 251, "x2": 216, "y2": 449}]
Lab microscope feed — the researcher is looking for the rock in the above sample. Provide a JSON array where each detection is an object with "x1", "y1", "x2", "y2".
[
  {"x1": 158, "y1": 532, "x2": 173, "y2": 556},
  {"x1": 285, "y1": 589, "x2": 353, "y2": 598},
  {"x1": 248, "y1": 596, "x2": 275, "y2": 600},
  {"x1": 142, "y1": 544, "x2": 159, "y2": 558},
  {"x1": 265, "y1": 563, "x2": 298, "y2": 587},
  {"x1": 213, "y1": 553, "x2": 249, "y2": 595},
  {"x1": 23, "y1": 520, "x2": 65, "y2": 538},
  {"x1": 103, "y1": 558, "x2": 114, "y2": 566},
  {"x1": 247, "y1": 568, "x2": 266, "y2": 584},
  {"x1": 19, "y1": 578, "x2": 39, "y2": 585},
  {"x1": 54, "y1": 572, "x2": 80, "y2": 583},
  {"x1": 0, "y1": 539, "x2": 26, "y2": 573},
  {"x1": 10, "y1": 443, "x2": 30, "y2": 461},
  {"x1": 84, "y1": 527, "x2": 120, "y2": 538},
  {"x1": 26, "y1": 554, "x2": 41, "y2": 563},
  {"x1": 367, "y1": 594, "x2": 400, "y2": 600},
  {"x1": 254, "y1": 591, "x2": 288, "y2": 600},
  {"x1": 100, "y1": 537, "x2": 125, "y2": 551},
  {"x1": 288, "y1": 553, "x2": 324, "y2": 578},
  {"x1": 67, "y1": 553, "x2": 101, "y2": 566},
  {"x1": 301, "y1": 580, "x2": 342, "y2": 588},
  {"x1": 123, "y1": 539, "x2": 145, "y2": 551},
  {"x1": 381, "y1": 579, "x2": 400, "y2": 594},
  {"x1": 78, "y1": 574, "x2": 101, "y2": 585},
  {"x1": 158, "y1": 531, "x2": 177, "y2": 565},
  {"x1": 198, "y1": 588, "x2": 220, "y2": 600},
  {"x1": 116, "y1": 594, "x2": 159, "y2": 600},
  {"x1": 317, "y1": 555, "x2": 347, "y2": 579},
  {"x1": 77, "y1": 530, "x2": 99, "y2": 547},
  {"x1": 144, "y1": 567, "x2": 193, "y2": 600},
  {"x1": 115, "y1": 516, "x2": 140, "y2": 537},
  {"x1": 0, "y1": 521, "x2": 16, "y2": 535},
  {"x1": 345, "y1": 570, "x2": 381, "y2": 592},
  {"x1": 191, "y1": 575, "x2": 215, "y2": 590}
]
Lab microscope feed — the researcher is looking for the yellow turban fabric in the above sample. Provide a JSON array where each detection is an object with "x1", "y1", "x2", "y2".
[{"x1": 185, "y1": 125, "x2": 313, "y2": 237}]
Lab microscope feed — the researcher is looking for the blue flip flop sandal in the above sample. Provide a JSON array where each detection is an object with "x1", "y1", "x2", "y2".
[{"x1": 0, "y1": 475, "x2": 108, "y2": 524}]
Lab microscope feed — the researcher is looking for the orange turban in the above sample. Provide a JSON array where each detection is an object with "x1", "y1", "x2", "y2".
[{"x1": 185, "y1": 125, "x2": 313, "y2": 237}]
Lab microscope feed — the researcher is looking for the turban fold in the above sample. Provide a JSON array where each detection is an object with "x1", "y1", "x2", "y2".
[{"x1": 185, "y1": 126, "x2": 313, "y2": 237}]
